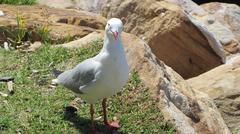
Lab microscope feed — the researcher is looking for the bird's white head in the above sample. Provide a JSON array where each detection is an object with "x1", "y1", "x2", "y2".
[{"x1": 105, "y1": 18, "x2": 123, "y2": 41}]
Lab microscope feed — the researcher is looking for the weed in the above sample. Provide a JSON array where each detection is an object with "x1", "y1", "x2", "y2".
[
  {"x1": 0, "y1": 12, "x2": 30, "y2": 48},
  {"x1": 0, "y1": 12, "x2": 52, "y2": 48},
  {"x1": 15, "y1": 12, "x2": 28, "y2": 45},
  {"x1": 34, "y1": 25, "x2": 51, "y2": 43}
]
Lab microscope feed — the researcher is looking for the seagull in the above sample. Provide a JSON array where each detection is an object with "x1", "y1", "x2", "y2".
[{"x1": 52, "y1": 18, "x2": 129, "y2": 132}]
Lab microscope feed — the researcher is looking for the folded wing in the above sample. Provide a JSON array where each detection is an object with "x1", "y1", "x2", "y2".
[{"x1": 57, "y1": 59, "x2": 100, "y2": 94}]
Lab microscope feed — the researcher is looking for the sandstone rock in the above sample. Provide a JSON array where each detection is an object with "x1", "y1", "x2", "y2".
[
  {"x1": 201, "y1": 2, "x2": 240, "y2": 55},
  {"x1": 166, "y1": 1, "x2": 226, "y2": 61},
  {"x1": 60, "y1": 31, "x2": 230, "y2": 134},
  {"x1": 27, "y1": 41, "x2": 42, "y2": 52},
  {"x1": 123, "y1": 32, "x2": 229, "y2": 134},
  {"x1": 60, "y1": 31, "x2": 103, "y2": 48},
  {"x1": 166, "y1": 0, "x2": 206, "y2": 14},
  {"x1": 169, "y1": 0, "x2": 240, "y2": 58},
  {"x1": 37, "y1": 0, "x2": 106, "y2": 13},
  {"x1": 185, "y1": 14, "x2": 226, "y2": 63},
  {"x1": 188, "y1": 56, "x2": 240, "y2": 133},
  {"x1": 195, "y1": 16, "x2": 239, "y2": 57},
  {"x1": 101, "y1": 0, "x2": 223, "y2": 79},
  {"x1": 0, "y1": 5, "x2": 106, "y2": 43}
]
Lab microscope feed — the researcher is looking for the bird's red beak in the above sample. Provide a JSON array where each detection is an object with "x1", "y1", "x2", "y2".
[{"x1": 112, "y1": 31, "x2": 118, "y2": 40}]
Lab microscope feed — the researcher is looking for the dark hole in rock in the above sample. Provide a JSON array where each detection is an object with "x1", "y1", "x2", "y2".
[{"x1": 193, "y1": 0, "x2": 240, "y2": 5}]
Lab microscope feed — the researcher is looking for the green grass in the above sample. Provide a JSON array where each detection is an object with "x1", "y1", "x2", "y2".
[
  {"x1": 0, "y1": 0, "x2": 36, "y2": 5},
  {"x1": 0, "y1": 40, "x2": 175, "y2": 134}
]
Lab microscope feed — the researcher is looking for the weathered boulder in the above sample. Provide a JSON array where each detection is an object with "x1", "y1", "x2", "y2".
[
  {"x1": 169, "y1": 0, "x2": 240, "y2": 57},
  {"x1": 101, "y1": 0, "x2": 223, "y2": 79},
  {"x1": 188, "y1": 56, "x2": 240, "y2": 133},
  {"x1": 201, "y1": 2, "x2": 240, "y2": 55},
  {"x1": 60, "y1": 31, "x2": 103, "y2": 48},
  {"x1": 37, "y1": 0, "x2": 106, "y2": 13},
  {"x1": 59, "y1": 31, "x2": 230, "y2": 134},
  {"x1": 0, "y1": 5, "x2": 106, "y2": 43}
]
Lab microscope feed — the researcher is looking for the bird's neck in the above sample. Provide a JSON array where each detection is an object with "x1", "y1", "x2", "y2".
[
  {"x1": 101, "y1": 33, "x2": 122, "y2": 53},
  {"x1": 95, "y1": 33, "x2": 126, "y2": 63}
]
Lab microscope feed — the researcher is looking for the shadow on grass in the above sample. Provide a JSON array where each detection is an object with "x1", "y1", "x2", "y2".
[{"x1": 63, "y1": 111, "x2": 127, "y2": 134}]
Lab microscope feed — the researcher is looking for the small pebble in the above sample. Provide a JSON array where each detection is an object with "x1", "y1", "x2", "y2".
[
  {"x1": 32, "y1": 69, "x2": 39, "y2": 74},
  {"x1": 0, "y1": 10, "x2": 4, "y2": 17},
  {"x1": 207, "y1": 18, "x2": 215, "y2": 24},
  {"x1": 74, "y1": 97, "x2": 84, "y2": 103},
  {"x1": 95, "y1": 116, "x2": 102, "y2": 120},
  {"x1": 0, "y1": 92, "x2": 8, "y2": 97},
  {"x1": 113, "y1": 116, "x2": 117, "y2": 121},
  {"x1": 16, "y1": 128, "x2": 21, "y2": 134},
  {"x1": 26, "y1": 108, "x2": 32, "y2": 113},
  {"x1": 3, "y1": 42, "x2": 9, "y2": 50}
]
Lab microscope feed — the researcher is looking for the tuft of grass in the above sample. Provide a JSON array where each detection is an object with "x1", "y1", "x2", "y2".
[
  {"x1": 33, "y1": 25, "x2": 51, "y2": 44},
  {"x1": 0, "y1": 12, "x2": 30, "y2": 48},
  {"x1": 0, "y1": 0, "x2": 36, "y2": 5},
  {"x1": 0, "y1": 40, "x2": 175, "y2": 133},
  {"x1": 0, "y1": 10, "x2": 75, "y2": 48},
  {"x1": 0, "y1": 11, "x2": 52, "y2": 48}
]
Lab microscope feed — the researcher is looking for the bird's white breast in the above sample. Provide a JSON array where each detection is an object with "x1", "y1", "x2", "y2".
[{"x1": 79, "y1": 44, "x2": 129, "y2": 103}]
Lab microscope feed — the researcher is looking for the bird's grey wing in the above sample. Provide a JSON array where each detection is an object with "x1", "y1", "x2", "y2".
[{"x1": 57, "y1": 59, "x2": 100, "y2": 94}]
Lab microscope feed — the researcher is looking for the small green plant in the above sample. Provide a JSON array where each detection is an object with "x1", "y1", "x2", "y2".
[
  {"x1": 15, "y1": 11, "x2": 28, "y2": 45},
  {"x1": 0, "y1": 12, "x2": 30, "y2": 48},
  {"x1": 0, "y1": 0, "x2": 36, "y2": 5},
  {"x1": 34, "y1": 25, "x2": 51, "y2": 43},
  {"x1": 129, "y1": 70, "x2": 141, "y2": 88},
  {"x1": 62, "y1": 34, "x2": 75, "y2": 44},
  {"x1": 0, "y1": 11, "x2": 53, "y2": 48},
  {"x1": 30, "y1": 7, "x2": 51, "y2": 44}
]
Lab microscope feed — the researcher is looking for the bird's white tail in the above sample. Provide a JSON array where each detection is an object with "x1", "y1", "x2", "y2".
[{"x1": 51, "y1": 79, "x2": 59, "y2": 85}]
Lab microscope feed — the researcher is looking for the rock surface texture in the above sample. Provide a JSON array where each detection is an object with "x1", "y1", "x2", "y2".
[
  {"x1": 188, "y1": 56, "x2": 240, "y2": 133},
  {"x1": 101, "y1": 0, "x2": 223, "y2": 79},
  {"x1": 169, "y1": 0, "x2": 240, "y2": 58},
  {"x1": 0, "y1": 5, "x2": 106, "y2": 43},
  {"x1": 37, "y1": 0, "x2": 106, "y2": 13},
  {"x1": 201, "y1": 2, "x2": 240, "y2": 57},
  {"x1": 59, "y1": 31, "x2": 230, "y2": 134}
]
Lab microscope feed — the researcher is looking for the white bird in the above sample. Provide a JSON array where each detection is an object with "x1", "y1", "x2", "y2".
[{"x1": 52, "y1": 18, "x2": 129, "y2": 132}]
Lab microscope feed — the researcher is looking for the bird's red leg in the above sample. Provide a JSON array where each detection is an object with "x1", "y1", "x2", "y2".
[
  {"x1": 102, "y1": 98, "x2": 120, "y2": 128},
  {"x1": 102, "y1": 98, "x2": 108, "y2": 125},
  {"x1": 90, "y1": 104, "x2": 96, "y2": 133}
]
